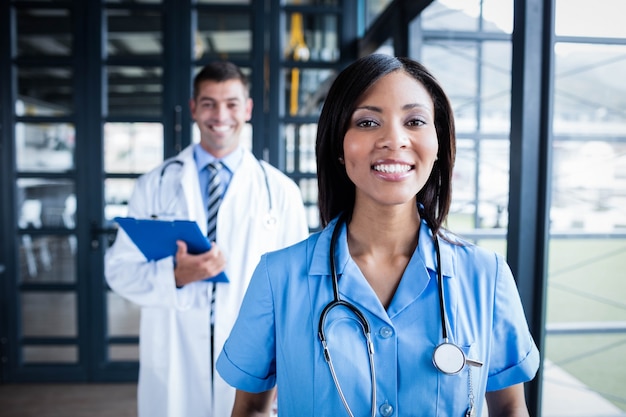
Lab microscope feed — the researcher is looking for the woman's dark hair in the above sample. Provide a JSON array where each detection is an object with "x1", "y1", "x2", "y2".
[
  {"x1": 316, "y1": 54, "x2": 456, "y2": 234},
  {"x1": 193, "y1": 61, "x2": 250, "y2": 99}
]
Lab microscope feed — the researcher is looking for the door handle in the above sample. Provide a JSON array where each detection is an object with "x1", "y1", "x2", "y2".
[
  {"x1": 174, "y1": 105, "x2": 182, "y2": 153},
  {"x1": 90, "y1": 221, "x2": 117, "y2": 250}
]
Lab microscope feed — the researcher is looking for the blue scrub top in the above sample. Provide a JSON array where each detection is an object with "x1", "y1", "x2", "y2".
[{"x1": 217, "y1": 216, "x2": 540, "y2": 417}]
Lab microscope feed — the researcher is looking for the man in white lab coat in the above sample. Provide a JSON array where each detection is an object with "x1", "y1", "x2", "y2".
[{"x1": 105, "y1": 61, "x2": 309, "y2": 417}]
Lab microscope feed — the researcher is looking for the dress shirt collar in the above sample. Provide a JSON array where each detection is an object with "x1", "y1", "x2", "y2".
[{"x1": 193, "y1": 143, "x2": 244, "y2": 174}]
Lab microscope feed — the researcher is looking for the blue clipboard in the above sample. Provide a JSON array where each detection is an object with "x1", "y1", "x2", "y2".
[{"x1": 114, "y1": 217, "x2": 229, "y2": 283}]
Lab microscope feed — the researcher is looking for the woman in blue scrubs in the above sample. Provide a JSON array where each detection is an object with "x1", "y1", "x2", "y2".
[{"x1": 217, "y1": 54, "x2": 540, "y2": 417}]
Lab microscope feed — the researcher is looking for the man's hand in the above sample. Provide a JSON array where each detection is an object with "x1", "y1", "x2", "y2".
[{"x1": 173, "y1": 240, "x2": 226, "y2": 287}]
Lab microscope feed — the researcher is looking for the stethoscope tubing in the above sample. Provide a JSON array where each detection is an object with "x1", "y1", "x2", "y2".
[
  {"x1": 431, "y1": 230, "x2": 467, "y2": 375},
  {"x1": 155, "y1": 157, "x2": 274, "y2": 224},
  {"x1": 318, "y1": 212, "x2": 376, "y2": 417},
  {"x1": 318, "y1": 208, "x2": 480, "y2": 416}
]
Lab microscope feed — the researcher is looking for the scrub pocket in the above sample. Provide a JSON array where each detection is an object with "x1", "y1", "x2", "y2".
[{"x1": 435, "y1": 342, "x2": 482, "y2": 416}]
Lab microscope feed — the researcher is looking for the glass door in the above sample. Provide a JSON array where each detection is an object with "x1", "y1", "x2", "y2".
[
  {"x1": 10, "y1": 1, "x2": 86, "y2": 381},
  {"x1": 1, "y1": 0, "x2": 236, "y2": 382},
  {"x1": 0, "y1": 0, "x2": 352, "y2": 383}
]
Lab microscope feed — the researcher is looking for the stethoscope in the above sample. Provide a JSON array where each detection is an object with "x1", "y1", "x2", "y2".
[
  {"x1": 154, "y1": 157, "x2": 277, "y2": 228},
  {"x1": 318, "y1": 208, "x2": 483, "y2": 417}
]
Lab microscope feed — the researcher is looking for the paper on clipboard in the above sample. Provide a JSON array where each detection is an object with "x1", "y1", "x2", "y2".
[{"x1": 114, "y1": 217, "x2": 229, "y2": 283}]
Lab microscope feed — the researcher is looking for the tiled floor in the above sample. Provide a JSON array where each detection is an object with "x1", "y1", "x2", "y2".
[
  {"x1": 0, "y1": 383, "x2": 136, "y2": 417},
  {"x1": 0, "y1": 362, "x2": 624, "y2": 417},
  {"x1": 542, "y1": 360, "x2": 625, "y2": 417}
]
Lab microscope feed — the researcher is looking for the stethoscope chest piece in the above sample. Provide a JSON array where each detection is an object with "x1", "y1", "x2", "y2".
[{"x1": 433, "y1": 341, "x2": 466, "y2": 375}]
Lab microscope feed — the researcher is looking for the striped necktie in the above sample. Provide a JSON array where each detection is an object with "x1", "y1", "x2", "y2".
[
  {"x1": 206, "y1": 161, "x2": 223, "y2": 242},
  {"x1": 206, "y1": 161, "x2": 222, "y2": 391}
]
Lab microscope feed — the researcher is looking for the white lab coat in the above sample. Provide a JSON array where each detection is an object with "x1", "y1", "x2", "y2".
[{"x1": 105, "y1": 145, "x2": 309, "y2": 417}]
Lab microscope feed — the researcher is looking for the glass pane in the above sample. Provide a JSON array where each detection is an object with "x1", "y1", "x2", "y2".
[
  {"x1": 422, "y1": 42, "x2": 478, "y2": 131},
  {"x1": 544, "y1": 239, "x2": 626, "y2": 415},
  {"x1": 17, "y1": 179, "x2": 75, "y2": 227},
  {"x1": 551, "y1": 43, "x2": 626, "y2": 233},
  {"x1": 297, "y1": 124, "x2": 316, "y2": 173},
  {"x1": 21, "y1": 292, "x2": 77, "y2": 337},
  {"x1": 15, "y1": 123, "x2": 75, "y2": 172},
  {"x1": 449, "y1": 138, "x2": 477, "y2": 230},
  {"x1": 448, "y1": 137, "x2": 509, "y2": 232},
  {"x1": 105, "y1": 178, "x2": 135, "y2": 224},
  {"x1": 373, "y1": 39, "x2": 394, "y2": 57},
  {"x1": 106, "y1": 67, "x2": 163, "y2": 117},
  {"x1": 22, "y1": 346, "x2": 78, "y2": 364},
  {"x1": 18, "y1": 235, "x2": 76, "y2": 283},
  {"x1": 104, "y1": 122, "x2": 164, "y2": 174},
  {"x1": 481, "y1": 0, "x2": 513, "y2": 34},
  {"x1": 481, "y1": 42, "x2": 511, "y2": 133},
  {"x1": 553, "y1": 43, "x2": 626, "y2": 132},
  {"x1": 422, "y1": 0, "x2": 480, "y2": 31},
  {"x1": 475, "y1": 238, "x2": 506, "y2": 257},
  {"x1": 305, "y1": 205, "x2": 320, "y2": 232},
  {"x1": 16, "y1": 67, "x2": 73, "y2": 116},
  {"x1": 546, "y1": 38, "x2": 626, "y2": 415},
  {"x1": 477, "y1": 139, "x2": 509, "y2": 229},
  {"x1": 109, "y1": 344, "x2": 139, "y2": 361},
  {"x1": 16, "y1": 8, "x2": 72, "y2": 57},
  {"x1": 284, "y1": 13, "x2": 339, "y2": 62},
  {"x1": 282, "y1": 68, "x2": 335, "y2": 117},
  {"x1": 18, "y1": 235, "x2": 52, "y2": 282},
  {"x1": 106, "y1": 9, "x2": 162, "y2": 57},
  {"x1": 17, "y1": 178, "x2": 76, "y2": 229},
  {"x1": 365, "y1": 0, "x2": 393, "y2": 29},
  {"x1": 284, "y1": 123, "x2": 317, "y2": 174},
  {"x1": 551, "y1": 141, "x2": 626, "y2": 232},
  {"x1": 107, "y1": 292, "x2": 140, "y2": 337},
  {"x1": 298, "y1": 178, "x2": 319, "y2": 231},
  {"x1": 17, "y1": 179, "x2": 76, "y2": 282},
  {"x1": 555, "y1": 0, "x2": 626, "y2": 37},
  {"x1": 196, "y1": 12, "x2": 251, "y2": 60},
  {"x1": 423, "y1": 39, "x2": 511, "y2": 234}
]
